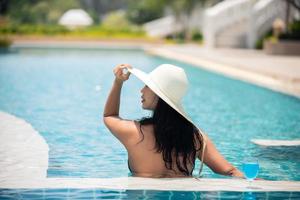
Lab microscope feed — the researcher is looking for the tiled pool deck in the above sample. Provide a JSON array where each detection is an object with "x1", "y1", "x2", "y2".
[{"x1": 0, "y1": 111, "x2": 299, "y2": 192}]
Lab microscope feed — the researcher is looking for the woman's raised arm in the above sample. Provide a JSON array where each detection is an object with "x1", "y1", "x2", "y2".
[
  {"x1": 103, "y1": 64, "x2": 130, "y2": 117},
  {"x1": 103, "y1": 64, "x2": 138, "y2": 146}
]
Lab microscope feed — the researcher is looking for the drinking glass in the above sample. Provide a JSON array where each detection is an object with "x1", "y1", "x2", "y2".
[{"x1": 242, "y1": 158, "x2": 259, "y2": 189}]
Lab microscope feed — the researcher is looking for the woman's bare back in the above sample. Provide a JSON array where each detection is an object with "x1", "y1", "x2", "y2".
[{"x1": 126, "y1": 123, "x2": 196, "y2": 178}]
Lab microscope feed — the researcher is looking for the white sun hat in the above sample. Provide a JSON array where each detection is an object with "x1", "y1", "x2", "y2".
[
  {"x1": 128, "y1": 64, "x2": 192, "y2": 124},
  {"x1": 127, "y1": 64, "x2": 206, "y2": 177}
]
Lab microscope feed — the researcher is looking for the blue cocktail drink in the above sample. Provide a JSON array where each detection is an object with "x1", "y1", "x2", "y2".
[
  {"x1": 243, "y1": 162, "x2": 259, "y2": 181},
  {"x1": 242, "y1": 157, "x2": 260, "y2": 190}
]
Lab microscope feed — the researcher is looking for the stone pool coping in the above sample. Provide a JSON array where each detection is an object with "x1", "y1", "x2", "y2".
[
  {"x1": 0, "y1": 112, "x2": 48, "y2": 180},
  {"x1": 2, "y1": 177, "x2": 300, "y2": 192},
  {"x1": 1, "y1": 112, "x2": 300, "y2": 192}
]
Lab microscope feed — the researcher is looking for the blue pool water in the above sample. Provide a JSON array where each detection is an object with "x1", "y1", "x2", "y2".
[
  {"x1": 0, "y1": 47, "x2": 300, "y2": 182},
  {"x1": 1, "y1": 189, "x2": 300, "y2": 200}
]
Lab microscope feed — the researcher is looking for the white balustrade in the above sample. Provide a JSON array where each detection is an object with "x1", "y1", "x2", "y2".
[
  {"x1": 204, "y1": 0, "x2": 254, "y2": 48},
  {"x1": 144, "y1": 0, "x2": 288, "y2": 48},
  {"x1": 203, "y1": 0, "x2": 286, "y2": 48}
]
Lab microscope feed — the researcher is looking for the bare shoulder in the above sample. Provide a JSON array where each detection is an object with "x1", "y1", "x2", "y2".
[{"x1": 103, "y1": 116, "x2": 141, "y2": 146}]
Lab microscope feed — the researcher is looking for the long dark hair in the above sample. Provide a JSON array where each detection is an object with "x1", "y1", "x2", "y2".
[{"x1": 138, "y1": 98, "x2": 204, "y2": 176}]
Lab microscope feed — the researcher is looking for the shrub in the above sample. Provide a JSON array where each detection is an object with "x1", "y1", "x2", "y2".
[
  {"x1": 101, "y1": 11, "x2": 131, "y2": 30},
  {"x1": 256, "y1": 29, "x2": 272, "y2": 49},
  {"x1": 191, "y1": 30, "x2": 203, "y2": 41},
  {"x1": 279, "y1": 20, "x2": 300, "y2": 40},
  {"x1": 0, "y1": 37, "x2": 12, "y2": 48},
  {"x1": 0, "y1": 21, "x2": 145, "y2": 39},
  {"x1": 0, "y1": 24, "x2": 70, "y2": 35},
  {"x1": 101, "y1": 10, "x2": 144, "y2": 34}
]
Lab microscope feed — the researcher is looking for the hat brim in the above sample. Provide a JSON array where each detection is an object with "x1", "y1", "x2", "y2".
[{"x1": 128, "y1": 67, "x2": 194, "y2": 125}]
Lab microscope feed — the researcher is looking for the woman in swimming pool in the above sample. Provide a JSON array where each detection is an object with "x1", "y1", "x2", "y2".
[{"x1": 103, "y1": 63, "x2": 244, "y2": 178}]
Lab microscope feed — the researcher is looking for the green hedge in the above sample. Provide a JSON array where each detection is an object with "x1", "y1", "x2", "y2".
[
  {"x1": 0, "y1": 24, "x2": 146, "y2": 38},
  {"x1": 0, "y1": 24, "x2": 70, "y2": 35},
  {"x1": 279, "y1": 20, "x2": 300, "y2": 40}
]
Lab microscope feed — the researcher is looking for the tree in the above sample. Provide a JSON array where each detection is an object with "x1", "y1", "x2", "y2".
[
  {"x1": 285, "y1": 0, "x2": 300, "y2": 33},
  {"x1": 0, "y1": 0, "x2": 9, "y2": 15},
  {"x1": 126, "y1": 0, "x2": 165, "y2": 24},
  {"x1": 165, "y1": 0, "x2": 207, "y2": 41},
  {"x1": 4, "y1": 0, "x2": 80, "y2": 24}
]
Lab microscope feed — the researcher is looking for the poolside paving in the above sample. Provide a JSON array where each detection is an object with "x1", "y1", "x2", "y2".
[
  {"x1": 0, "y1": 112, "x2": 299, "y2": 192},
  {"x1": 145, "y1": 44, "x2": 300, "y2": 98},
  {"x1": 0, "y1": 112, "x2": 49, "y2": 181},
  {"x1": 2, "y1": 177, "x2": 300, "y2": 192}
]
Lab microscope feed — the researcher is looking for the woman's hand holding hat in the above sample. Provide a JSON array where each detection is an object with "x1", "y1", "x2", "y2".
[{"x1": 113, "y1": 64, "x2": 132, "y2": 83}]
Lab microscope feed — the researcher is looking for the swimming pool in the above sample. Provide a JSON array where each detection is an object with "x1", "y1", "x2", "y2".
[
  {"x1": 1, "y1": 188, "x2": 299, "y2": 199},
  {"x1": 0, "y1": 47, "x2": 299, "y2": 183}
]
